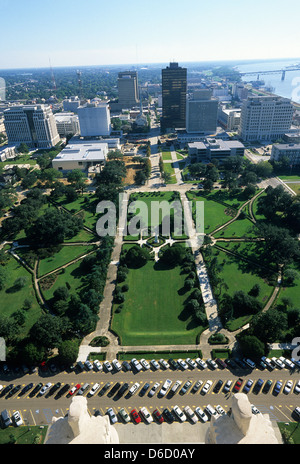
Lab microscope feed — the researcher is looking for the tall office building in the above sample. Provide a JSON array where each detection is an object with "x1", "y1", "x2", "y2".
[
  {"x1": 161, "y1": 62, "x2": 187, "y2": 132},
  {"x1": 186, "y1": 90, "x2": 218, "y2": 134},
  {"x1": 4, "y1": 104, "x2": 60, "y2": 148},
  {"x1": 117, "y1": 71, "x2": 139, "y2": 109},
  {"x1": 239, "y1": 96, "x2": 294, "y2": 142},
  {"x1": 77, "y1": 101, "x2": 111, "y2": 137}
]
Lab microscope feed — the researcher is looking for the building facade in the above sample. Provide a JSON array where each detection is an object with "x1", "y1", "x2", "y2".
[
  {"x1": 117, "y1": 71, "x2": 139, "y2": 109},
  {"x1": 52, "y1": 141, "x2": 108, "y2": 173},
  {"x1": 186, "y1": 90, "x2": 218, "y2": 134},
  {"x1": 271, "y1": 143, "x2": 300, "y2": 166},
  {"x1": 161, "y1": 62, "x2": 187, "y2": 132},
  {"x1": 238, "y1": 96, "x2": 294, "y2": 142},
  {"x1": 78, "y1": 102, "x2": 111, "y2": 137},
  {"x1": 218, "y1": 107, "x2": 241, "y2": 131},
  {"x1": 54, "y1": 113, "x2": 80, "y2": 137},
  {"x1": 4, "y1": 104, "x2": 60, "y2": 149},
  {"x1": 188, "y1": 138, "x2": 245, "y2": 162}
]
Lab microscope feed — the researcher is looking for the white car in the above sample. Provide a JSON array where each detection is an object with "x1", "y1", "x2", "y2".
[
  {"x1": 195, "y1": 407, "x2": 208, "y2": 422},
  {"x1": 177, "y1": 358, "x2": 188, "y2": 370},
  {"x1": 150, "y1": 359, "x2": 160, "y2": 370},
  {"x1": 128, "y1": 382, "x2": 140, "y2": 396},
  {"x1": 261, "y1": 356, "x2": 274, "y2": 370},
  {"x1": 159, "y1": 379, "x2": 172, "y2": 397},
  {"x1": 294, "y1": 380, "x2": 300, "y2": 394},
  {"x1": 216, "y1": 405, "x2": 226, "y2": 416},
  {"x1": 195, "y1": 358, "x2": 207, "y2": 369},
  {"x1": 39, "y1": 382, "x2": 52, "y2": 396},
  {"x1": 170, "y1": 380, "x2": 182, "y2": 395},
  {"x1": 88, "y1": 383, "x2": 100, "y2": 396},
  {"x1": 223, "y1": 380, "x2": 233, "y2": 393},
  {"x1": 284, "y1": 380, "x2": 293, "y2": 394},
  {"x1": 281, "y1": 357, "x2": 295, "y2": 370},
  {"x1": 201, "y1": 380, "x2": 213, "y2": 395},
  {"x1": 148, "y1": 382, "x2": 160, "y2": 397},
  {"x1": 271, "y1": 357, "x2": 285, "y2": 369},
  {"x1": 207, "y1": 358, "x2": 218, "y2": 370},
  {"x1": 183, "y1": 406, "x2": 198, "y2": 424},
  {"x1": 0, "y1": 385, "x2": 3, "y2": 393},
  {"x1": 103, "y1": 361, "x2": 113, "y2": 372},
  {"x1": 173, "y1": 405, "x2": 186, "y2": 422},
  {"x1": 93, "y1": 360, "x2": 102, "y2": 371},
  {"x1": 106, "y1": 408, "x2": 117, "y2": 424},
  {"x1": 12, "y1": 411, "x2": 23, "y2": 426},
  {"x1": 205, "y1": 404, "x2": 219, "y2": 419},
  {"x1": 131, "y1": 358, "x2": 143, "y2": 372},
  {"x1": 112, "y1": 359, "x2": 122, "y2": 371},
  {"x1": 186, "y1": 358, "x2": 197, "y2": 369},
  {"x1": 251, "y1": 404, "x2": 260, "y2": 415},
  {"x1": 140, "y1": 407, "x2": 153, "y2": 424},
  {"x1": 140, "y1": 359, "x2": 150, "y2": 370},
  {"x1": 84, "y1": 360, "x2": 93, "y2": 371},
  {"x1": 159, "y1": 359, "x2": 170, "y2": 370}
]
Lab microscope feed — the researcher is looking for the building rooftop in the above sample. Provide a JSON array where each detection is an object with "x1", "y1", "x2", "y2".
[{"x1": 53, "y1": 142, "x2": 108, "y2": 162}]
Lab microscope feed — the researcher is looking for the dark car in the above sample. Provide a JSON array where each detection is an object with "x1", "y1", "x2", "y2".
[
  {"x1": 98, "y1": 382, "x2": 111, "y2": 397},
  {"x1": 19, "y1": 383, "x2": 34, "y2": 396},
  {"x1": 179, "y1": 380, "x2": 192, "y2": 395},
  {"x1": 163, "y1": 408, "x2": 175, "y2": 424},
  {"x1": 225, "y1": 359, "x2": 237, "y2": 369},
  {"x1": 29, "y1": 383, "x2": 43, "y2": 397},
  {"x1": 262, "y1": 380, "x2": 273, "y2": 394},
  {"x1": 273, "y1": 381, "x2": 282, "y2": 395},
  {"x1": 7, "y1": 385, "x2": 21, "y2": 398},
  {"x1": 191, "y1": 380, "x2": 203, "y2": 394},
  {"x1": 168, "y1": 358, "x2": 179, "y2": 370},
  {"x1": 213, "y1": 380, "x2": 224, "y2": 393},
  {"x1": 47, "y1": 382, "x2": 62, "y2": 397},
  {"x1": 107, "y1": 382, "x2": 121, "y2": 398},
  {"x1": 115, "y1": 383, "x2": 129, "y2": 399},
  {"x1": 56, "y1": 384, "x2": 70, "y2": 398},
  {"x1": 253, "y1": 378, "x2": 264, "y2": 394},
  {"x1": 243, "y1": 379, "x2": 253, "y2": 394},
  {"x1": 216, "y1": 358, "x2": 227, "y2": 370},
  {"x1": 122, "y1": 361, "x2": 131, "y2": 372},
  {"x1": 153, "y1": 408, "x2": 164, "y2": 424},
  {"x1": 234, "y1": 358, "x2": 247, "y2": 369},
  {"x1": 139, "y1": 383, "x2": 150, "y2": 397},
  {"x1": 0, "y1": 384, "x2": 14, "y2": 397}
]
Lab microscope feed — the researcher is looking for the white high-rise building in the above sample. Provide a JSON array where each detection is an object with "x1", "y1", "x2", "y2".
[
  {"x1": 239, "y1": 96, "x2": 294, "y2": 142},
  {"x1": 3, "y1": 104, "x2": 60, "y2": 149},
  {"x1": 77, "y1": 101, "x2": 111, "y2": 137}
]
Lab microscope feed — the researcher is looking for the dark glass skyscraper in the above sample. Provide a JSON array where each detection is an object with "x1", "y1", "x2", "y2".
[{"x1": 161, "y1": 62, "x2": 187, "y2": 132}]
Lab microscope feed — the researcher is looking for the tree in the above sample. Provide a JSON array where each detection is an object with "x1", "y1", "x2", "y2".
[
  {"x1": 30, "y1": 314, "x2": 68, "y2": 349},
  {"x1": 124, "y1": 245, "x2": 150, "y2": 268},
  {"x1": 238, "y1": 334, "x2": 265, "y2": 359},
  {"x1": 58, "y1": 340, "x2": 79, "y2": 365},
  {"x1": 159, "y1": 244, "x2": 187, "y2": 267},
  {"x1": 250, "y1": 308, "x2": 288, "y2": 343},
  {"x1": 67, "y1": 169, "x2": 85, "y2": 184}
]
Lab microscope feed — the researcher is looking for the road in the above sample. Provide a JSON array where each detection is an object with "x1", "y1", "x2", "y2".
[{"x1": 1, "y1": 363, "x2": 299, "y2": 427}]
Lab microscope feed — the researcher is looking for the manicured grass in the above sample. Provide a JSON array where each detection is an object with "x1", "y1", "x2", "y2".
[
  {"x1": 276, "y1": 260, "x2": 300, "y2": 308},
  {"x1": 285, "y1": 183, "x2": 300, "y2": 195},
  {"x1": 0, "y1": 254, "x2": 42, "y2": 336},
  {"x1": 278, "y1": 422, "x2": 300, "y2": 444},
  {"x1": 38, "y1": 244, "x2": 96, "y2": 277},
  {"x1": 161, "y1": 151, "x2": 172, "y2": 161},
  {"x1": 111, "y1": 258, "x2": 206, "y2": 346},
  {"x1": 0, "y1": 425, "x2": 48, "y2": 444},
  {"x1": 214, "y1": 217, "x2": 258, "y2": 238}
]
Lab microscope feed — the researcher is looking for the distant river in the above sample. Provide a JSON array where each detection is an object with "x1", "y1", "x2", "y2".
[{"x1": 236, "y1": 58, "x2": 300, "y2": 103}]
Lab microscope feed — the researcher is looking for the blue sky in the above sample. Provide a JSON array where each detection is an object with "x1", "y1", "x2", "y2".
[{"x1": 1, "y1": 0, "x2": 300, "y2": 69}]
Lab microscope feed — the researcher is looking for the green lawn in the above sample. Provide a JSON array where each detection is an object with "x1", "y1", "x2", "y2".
[
  {"x1": 38, "y1": 244, "x2": 96, "y2": 277},
  {"x1": 214, "y1": 217, "x2": 258, "y2": 238},
  {"x1": 0, "y1": 254, "x2": 42, "y2": 336},
  {"x1": 111, "y1": 258, "x2": 206, "y2": 345},
  {"x1": 161, "y1": 151, "x2": 172, "y2": 161},
  {"x1": 286, "y1": 183, "x2": 300, "y2": 195}
]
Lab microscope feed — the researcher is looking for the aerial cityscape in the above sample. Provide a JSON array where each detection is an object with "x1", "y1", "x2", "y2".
[{"x1": 0, "y1": 0, "x2": 300, "y2": 448}]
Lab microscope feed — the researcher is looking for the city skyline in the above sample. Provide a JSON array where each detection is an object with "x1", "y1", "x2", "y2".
[{"x1": 1, "y1": 0, "x2": 300, "y2": 69}]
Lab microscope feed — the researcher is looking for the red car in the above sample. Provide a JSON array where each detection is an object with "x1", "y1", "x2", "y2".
[
  {"x1": 153, "y1": 408, "x2": 164, "y2": 424},
  {"x1": 233, "y1": 378, "x2": 243, "y2": 393},
  {"x1": 68, "y1": 384, "x2": 81, "y2": 396},
  {"x1": 131, "y1": 409, "x2": 141, "y2": 424}
]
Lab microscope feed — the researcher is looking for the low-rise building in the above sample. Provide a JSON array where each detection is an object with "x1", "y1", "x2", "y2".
[
  {"x1": 54, "y1": 113, "x2": 80, "y2": 137},
  {"x1": 188, "y1": 138, "x2": 245, "y2": 162},
  {"x1": 218, "y1": 107, "x2": 241, "y2": 131},
  {"x1": 271, "y1": 142, "x2": 300, "y2": 166},
  {"x1": 52, "y1": 141, "x2": 108, "y2": 173},
  {"x1": 0, "y1": 145, "x2": 17, "y2": 162}
]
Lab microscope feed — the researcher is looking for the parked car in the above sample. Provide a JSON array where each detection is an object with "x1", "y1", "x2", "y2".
[
  {"x1": 177, "y1": 358, "x2": 188, "y2": 370},
  {"x1": 205, "y1": 404, "x2": 219, "y2": 420},
  {"x1": 243, "y1": 379, "x2": 253, "y2": 393},
  {"x1": 186, "y1": 358, "x2": 197, "y2": 369},
  {"x1": 169, "y1": 380, "x2": 182, "y2": 396},
  {"x1": 159, "y1": 359, "x2": 170, "y2": 370},
  {"x1": 201, "y1": 380, "x2": 213, "y2": 395},
  {"x1": 131, "y1": 409, "x2": 141, "y2": 424},
  {"x1": 140, "y1": 359, "x2": 150, "y2": 370},
  {"x1": 119, "y1": 408, "x2": 130, "y2": 423},
  {"x1": 112, "y1": 359, "x2": 122, "y2": 372},
  {"x1": 173, "y1": 405, "x2": 186, "y2": 422},
  {"x1": 93, "y1": 360, "x2": 102, "y2": 371},
  {"x1": 213, "y1": 380, "x2": 223, "y2": 393},
  {"x1": 140, "y1": 407, "x2": 153, "y2": 424},
  {"x1": 150, "y1": 359, "x2": 160, "y2": 370},
  {"x1": 271, "y1": 357, "x2": 285, "y2": 369},
  {"x1": 180, "y1": 380, "x2": 192, "y2": 395},
  {"x1": 128, "y1": 382, "x2": 140, "y2": 396},
  {"x1": 159, "y1": 379, "x2": 172, "y2": 397},
  {"x1": 281, "y1": 357, "x2": 295, "y2": 370},
  {"x1": 77, "y1": 383, "x2": 90, "y2": 395},
  {"x1": 163, "y1": 408, "x2": 175, "y2": 423},
  {"x1": 19, "y1": 383, "x2": 34, "y2": 396},
  {"x1": 153, "y1": 408, "x2": 164, "y2": 424},
  {"x1": 261, "y1": 356, "x2": 274, "y2": 370},
  {"x1": 39, "y1": 382, "x2": 52, "y2": 396},
  {"x1": 56, "y1": 384, "x2": 70, "y2": 398},
  {"x1": 293, "y1": 407, "x2": 300, "y2": 420},
  {"x1": 115, "y1": 383, "x2": 129, "y2": 399},
  {"x1": 88, "y1": 383, "x2": 100, "y2": 397},
  {"x1": 103, "y1": 361, "x2": 113, "y2": 372},
  {"x1": 184, "y1": 406, "x2": 198, "y2": 424},
  {"x1": 139, "y1": 383, "x2": 150, "y2": 397},
  {"x1": 262, "y1": 380, "x2": 273, "y2": 393},
  {"x1": 294, "y1": 380, "x2": 300, "y2": 394},
  {"x1": 191, "y1": 380, "x2": 203, "y2": 393},
  {"x1": 29, "y1": 383, "x2": 43, "y2": 397},
  {"x1": 273, "y1": 380, "x2": 282, "y2": 395},
  {"x1": 283, "y1": 380, "x2": 293, "y2": 394},
  {"x1": 12, "y1": 411, "x2": 23, "y2": 427},
  {"x1": 148, "y1": 382, "x2": 160, "y2": 397},
  {"x1": 98, "y1": 382, "x2": 111, "y2": 396},
  {"x1": 215, "y1": 358, "x2": 227, "y2": 370},
  {"x1": 76, "y1": 361, "x2": 84, "y2": 372},
  {"x1": 48, "y1": 382, "x2": 62, "y2": 396},
  {"x1": 107, "y1": 382, "x2": 121, "y2": 398},
  {"x1": 7, "y1": 385, "x2": 22, "y2": 398},
  {"x1": 131, "y1": 358, "x2": 143, "y2": 372},
  {"x1": 84, "y1": 360, "x2": 93, "y2": 371},
  {"x1": 253, "y1": 378, "x2": 264, "y2": 394},
  {"x1": 195, "y1": 358, "x2": 207, "y2": 369},
  {"x1": 122, "y1": 361, "x2": 131, "y2": 372},
  {"x1": 195, "y1": 407, "x2": 208, "y2": 422},
  {"x1": 243, "y1": 358, "x2": 256, "y2": 369},
  {"x1": 207, "y1": 358, "x2": 218, "y2": 370},
  {"x1": 223, "y1": 380, "x2": 233, "y2": 393},
  {"x1": 233, "y1": 378, "x2": 243, "y2": 393},
  {"x1": 168, "y1": 358, "x2": 179, "y2": 370},
  {"x1": 106, "y1": 408, "x2": 117, "y2": 424},
  {"x1": 251, "y1": 404, "x2": 260, "y2": 415},
  {"x1": 216, "y1": 405, "x2": 226, "y2": 416},
  {"x1": 1, "y1": 409, "x2": 12, "y2": 427}
]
